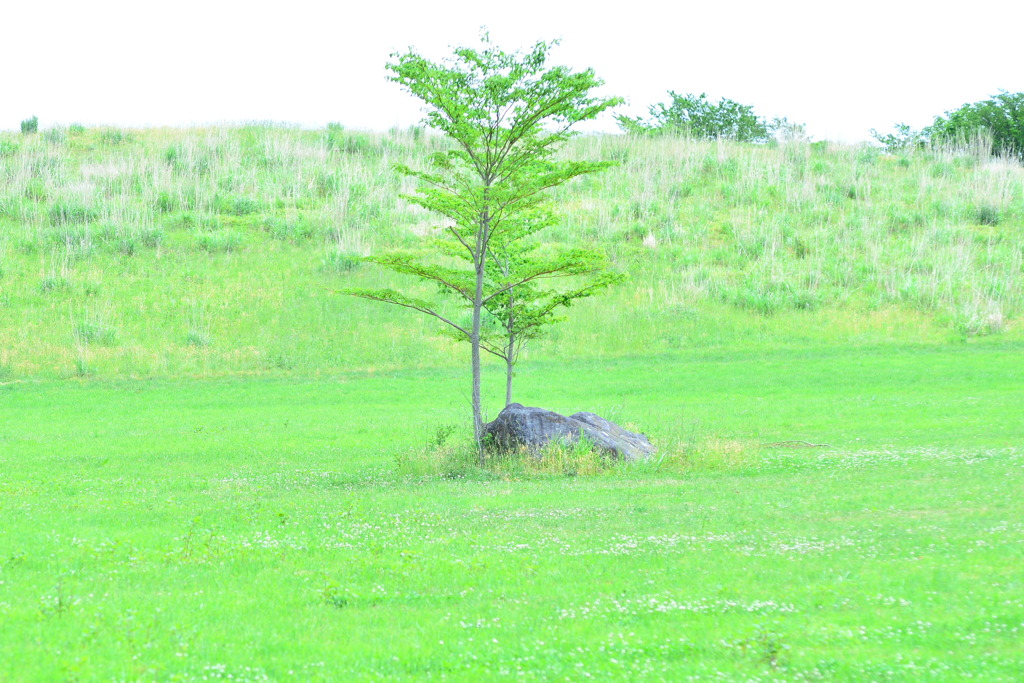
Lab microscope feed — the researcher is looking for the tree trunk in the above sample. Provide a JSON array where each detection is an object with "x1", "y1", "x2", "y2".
[
  {"x1": 471, "y1": 260, "x2": 484, "y2": 458},
  {"x1": 471, "y1": 201, "x2": 489, "y2": 463},
  {"x1": 505, "y1": 321, "x2": 515, "y2": 407}
]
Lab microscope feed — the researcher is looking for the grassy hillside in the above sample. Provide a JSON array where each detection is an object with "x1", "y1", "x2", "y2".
[{"x1": 1, "y1": 125, "x2": 1022, "y2": 380}]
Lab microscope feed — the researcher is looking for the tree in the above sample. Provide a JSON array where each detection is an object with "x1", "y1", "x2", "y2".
[
  {"x1": 926, "y1": 91, "x2": 1024, "y2": 158},
  {"x1": 344, "y1": 35, "x2": 622, "y2": 451},
  {"x1": 869, "y1": 123, "x2": 928, "y2": 153},
  {"x1": 870, "y1": 91, "x2": 1024, "y2": 158},
  {"x1": 617, "y1": 91, "x2": 781, "y2": 142},
  {"x1": 481, "y1": 239, "x2": 624, "y2": 407}
]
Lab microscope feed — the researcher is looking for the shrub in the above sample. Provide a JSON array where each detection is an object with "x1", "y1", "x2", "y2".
[
  {"x1": 0, "y1": 140, "x2": 19, "y2": 158},
  {"x1": 20, "y1": 116, "x2": 38, "y2": 134},
  {"x1": 870, "y1": 123, "x2": 927, "y2": 153},
  {"x1": 618, "y1": 91, "x2": 787, "y2": 143}
]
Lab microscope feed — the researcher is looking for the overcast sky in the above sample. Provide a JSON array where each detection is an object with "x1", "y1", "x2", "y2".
[{"x1": 3, "y1": 0, "x2": 1022, "y2": 142}]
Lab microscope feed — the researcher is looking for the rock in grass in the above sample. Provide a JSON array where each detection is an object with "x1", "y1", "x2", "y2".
[{"x1": 483, "y1": 403, "x2": 655, "y2": 461}]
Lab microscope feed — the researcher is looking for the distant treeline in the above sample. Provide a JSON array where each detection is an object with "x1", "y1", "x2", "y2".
[{"x1": 616, "y1": 89, "x2": 1024, "y2": 159}]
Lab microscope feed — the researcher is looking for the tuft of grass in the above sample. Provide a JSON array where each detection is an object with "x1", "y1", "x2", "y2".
[
  {"x1": 325, "y1": 123, "x2": 383, "y2": 156},
  {"x1": 494, "y1": 437, "x2": 616, "y2": 477},
  {"x1": 93, "y1": 223, "x2": 164, "y2": 256},
  {"x1": 42, "y1": 128, "x2": 67, "y2": 146},
  {"x1": 214, "y1": 194, "x2": 261, "y2": 216},
  {"x1": 266, "y1": 215, "x2": 318, "y2": 242},
  {"x1": 185, "y1": 303, "x2": 213, "y2": 348},
  {"x1": 951, "y1": 298, "x2": 1005, "y2": 338},
  {"x1": 322, "y1": 249, "x2": 363, "y2": 273},
  {"x1": 394, "y1": 439, "x2": 482, "y2": 480},
  {"x1": 398, "y1": 435, "x2": 640, "y2": 480},
  {"x1": 195, "y1": 230, "x2": 243, "y2": 253},
  {"x1": 98, "y1": 128, "x2": 131, "y2": 145},
  {"x1": 974, "y1": 204, "x2": 1000, "y2": 226},
  {"x1": 39, "y1": 276, "x2": 71, "y2": 294},
  {"x1": 48, "y1": 201, "x2": 97, "y2": 226},
  {"x1": 657, "y1": 437, "x2": 764, "y2": 473},
  {"x1": 74, "y1": 308, "x2": 118, "y2": 347},
  {"x1": 47, "y1": 225, "x2": 95, "y2": 262},
  {"x1": 0, "y1": 140, "x2": 20, "y2": 158}
]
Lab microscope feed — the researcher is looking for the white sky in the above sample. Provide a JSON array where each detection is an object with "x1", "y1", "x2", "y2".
[{"x1": 2, "y1": 0, "x2": 1022, "y2": 142}]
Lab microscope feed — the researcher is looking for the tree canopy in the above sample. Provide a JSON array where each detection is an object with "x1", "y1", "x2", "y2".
[{"x1": 928, "y1": 91, "x2": 1024, "y2": 158}]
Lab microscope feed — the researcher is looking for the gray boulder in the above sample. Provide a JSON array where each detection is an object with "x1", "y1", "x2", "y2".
[{"x1": 483, "y1": 403, "x2": 655, "y2": 461}]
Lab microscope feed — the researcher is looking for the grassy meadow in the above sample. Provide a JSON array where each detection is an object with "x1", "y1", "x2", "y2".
[{"x1": 1, "y1": 124, "x2": 1023, "y2": 679}]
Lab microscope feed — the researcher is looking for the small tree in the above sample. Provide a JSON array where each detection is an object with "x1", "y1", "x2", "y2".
[
  {"x1": 870, "y1": 123, "x2": 928, "y2": 153},
  {"x1": 20, "y1": 116, "x2": 38, "y2": 135},
  {"x1": 344, "y1": 35, "x2": 621, "y2": 451},
  {"x1": 483, "y1": 240, "x2": 624, "y2": 406}
]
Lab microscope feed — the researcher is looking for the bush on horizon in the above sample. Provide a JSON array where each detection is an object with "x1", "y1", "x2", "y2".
[{"x1": 617, "y1": 91, "x2": 803, "y2": 143}]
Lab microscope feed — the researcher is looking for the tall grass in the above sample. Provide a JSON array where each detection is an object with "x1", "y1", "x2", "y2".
[{"x1": 0, "y1": 125, "x2": 1021, "y2": 378}]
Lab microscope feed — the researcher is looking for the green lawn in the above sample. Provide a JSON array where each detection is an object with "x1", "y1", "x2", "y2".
[{"x1": 2, "y1": 342, "x2": 1022, "y2": 680}]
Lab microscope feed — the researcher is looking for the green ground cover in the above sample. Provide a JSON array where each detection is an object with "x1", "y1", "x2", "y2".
[{"x1": 2, "y1": 344, "x2": 1023, "y2": 680}]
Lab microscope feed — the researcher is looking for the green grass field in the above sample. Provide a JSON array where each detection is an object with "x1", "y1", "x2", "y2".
[
  {"x1": 3, "y1": 344, "x2": 1023, "y2": 680},
  {"x1": 2, "y1": 125, "x2": 1023, "y2": 679}
]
